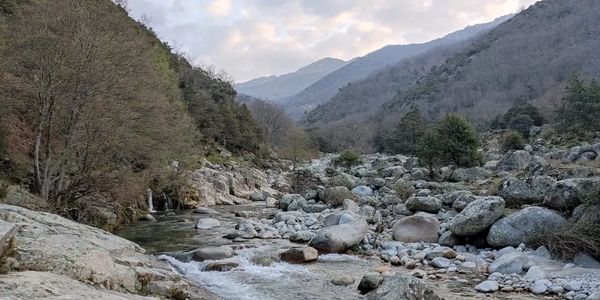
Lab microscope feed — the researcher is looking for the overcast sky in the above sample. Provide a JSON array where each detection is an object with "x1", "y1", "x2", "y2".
[{"x1": 127, "y1": 0, "x2": 539, "y2": 83}]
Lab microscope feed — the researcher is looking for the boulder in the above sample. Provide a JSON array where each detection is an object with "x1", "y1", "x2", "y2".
[
  {"x1": 405, "y1": 197, "x2": 442, "y2": 213},
  {"x1": 290, "y1": 231, "x2": 315, "y2": 243},
  {"x1": 497, "y1": 176, "x2": 555, "y2": 207},
  {"x1": 489, "y1": 251, "x2": 528, "y2": 274},
  {"x1": 309, "y1": 219, "x2": 368, "y2": 253},
  {"x1": 194, "y1": 218, "x2": 220, "y2": 230},
  {"x1": 447, "y1": 167, "x2": 492, "y2": 182},
  {"x1": 331, "y1": 275, "x2": 355, "y2": 286},
  {"x1": 448, "y1": 191, "x2": 478, "y2": 212},
  {"x1": 358, "y1": 272, "x2": 383, "y2": 295},
  {"x1": 447, "y1": 197, "x2": 505, "y2": 236},
  {"x1": 329, "y1": 173, "x2": 358, "y2": 189},
  {"x1": 365, "y1": 273, "x2": 443, "y2": 300},
  {"x1": 250, "y1": 190, "x2": 269, "y2": 202},
  {"x1": 497, "y1": 150, "x2": 531, "y2": 171},
  {"x1": 544, "y1": 178, "x2": 600, "y2": 210},
  {"x1": 342, "y1": 199, "x2": 360, "y2": 214},
  {"x1": 280, "y1": 247, "x2": 318, "y2": 264},
  {"x1": 475, "y1": 280, "x2": 499, "y2": 293},
  {"x1": 352, "y1": 186, "x2": 374, "y2": 196},
  {"x1": 184, "y1": 246, "x2": 234, "y2": 262},
  {"x1": 321, "y1": 186, "x2": 354, "y2": 207},
  {"x1": 392, "y1": 213, "x2": 440, "y2": 243},
  {"x1": 487, "y1": 207, "x2": 567, "y2": 247},
  {"x1": 0, "y1": 204, "x2": 210, "y2": 298},
  {"x1": 203, "y1": 262, "x2": 239, "y2": 272},
  {"x1": 278, "y1": 194, "x2": 305, "y2": 211}
]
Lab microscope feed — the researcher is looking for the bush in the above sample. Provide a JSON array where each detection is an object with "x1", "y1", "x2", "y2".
[
  {"x1": 501, "y1": 131, "x2": 526, "y2": 152},
  {"x1": 508, "y1": 114, "x2": 534, "y2": 138},
  {"x1": 392, "y1": 180, "x2": 415, "y2": 200},
  {"x1": 333, "y1": 150, "x2": 361, "y2": 168},
  {"x1": 491, "y1": 104, "x2": 545, "y2": 131}
]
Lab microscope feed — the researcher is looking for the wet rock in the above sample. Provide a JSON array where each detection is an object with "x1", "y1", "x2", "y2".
[
  {"x1": 194, "y1": 218, "x2": 221, "y2": 230},
  {"x1": 140, "y1": 213, "x2": 156, "y2": 222},
  {"x1": 187, "y1": 246, "x2": 234, "y2": 262},
  {"x1": 366, "y1": 273, "x2": 444, "y2": 299},
  {"x1": 280, "y1": 246, "x2": 319, "y2": 264},
  {"x1": 193, "y1": 207, "x2": 220, "y2": 215},
  {"x1": 487, "y1": 207, "x2": 567, "y2": 247},
  {"x1": 405, "y1": 197, "x2": 442, "y2": 213},
  {"x1": 321, "y1": 186, "x2": 355, "y2": 207},
  {"x1": 447, "y1": 197, "x2": 505, "y2": 236},
  {"x1": 290, "y1": 231, "x2": 315, "y2": 243},
  {"x1": 309, "y1": 219, "x2": 368, "y2": 253},
  {"x1": 203, "y1": 262, "x2": 239, "y2": 272},
  {"x1": 475, "y1": 280, "x2": 499, "y2": 293},
  {"x1": 489, "y1": 252, "x2": 528, "y2": 274},
  {"x1": 358, "y1": 272, "x2": 383, "y2": 294},
  {"x1": 392, "y1": 213, "x2": 440, "y2": 243}
]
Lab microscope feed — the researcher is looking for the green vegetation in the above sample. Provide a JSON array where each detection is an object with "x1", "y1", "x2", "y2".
[
  {"x1": 386, "y1": 107, "x2": 426, "y2": 155},
  {"x1": 555, "y1": 74, "x2": 600, "y2": 135},
  {"x1": 491, "y1": 104, "x2": 545, "y2": 138},
  {"x1": 333, "y1": 150, "x2": 361, "y2": 168},
  {"x1": 501, "y1": 131, "x2": 526, "y2": 152},
  {"x1": 391, "y1": 180, "x2": 415, "y2": 200},
  {"x1": 0, "y1": 0, "x2": 267, "y2": 229},
  {"x1": 418, "y1": 115, "x2": 481, "y2": 177}
]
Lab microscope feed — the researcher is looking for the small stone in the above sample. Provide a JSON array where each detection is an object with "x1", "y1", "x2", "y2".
[
  {"x1": 565, "y1": 280, "x2": 582, "y2": 291},
  {"x1": 280, "y1": 247, "x2": 319, "y2": 264},
  {"x1": 530, "y1": 280, "x2": 548, "y2": 294},
  {"x1": 475, "y1": 280, "x2": 499, "y2": 293},
  {"x1": 461, "y1": 261, "x2": 477, "y2": 269},
  {"x1": 431, "y1": 257, "x2": 451, "y2": 268},
  {"x1": 549, "y1": 285, "x2": 564, "y2": 294},
  {"x1": 524, "y1": 266, "x2": 546, "y2": 281},
  {"x1": 390, "y1": 256, "x2": 401, "y2": 266},
  {"x1": 203, "y1": 262, "x2": 238, "y2": 272},
  {"x1": 331, "y1": 275, "x2": 355, "y2": 286},
  {"x1": 358, "y1": 272, "x2": 384, "y2": 294}
]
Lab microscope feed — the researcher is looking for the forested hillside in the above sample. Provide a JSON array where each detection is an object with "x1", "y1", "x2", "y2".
[
  {"x1": 282, "y1": 15, "x2": 512, "y2": 120},
  {"x1": 235, "y1": 57, "x2": 347, "y2": 102},
  {"x1": 0, "y1": 0, "x2": 263, "y2": 229},
  {"x1": 381, "y1": 0, "x2": 600, "y2": 124}
]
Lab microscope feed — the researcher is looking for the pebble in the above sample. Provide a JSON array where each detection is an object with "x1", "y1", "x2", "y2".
[
  {"x1": 431, "y1": 257, "x2": 451, "y2": 268},
  {"x1": 475, "y1": 281, "x2": 499, "y2": 293}
]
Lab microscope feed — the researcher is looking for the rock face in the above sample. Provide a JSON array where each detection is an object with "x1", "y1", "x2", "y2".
[
  {"x1": 309, "y1": 219, "x2": 368, "y2": 253},
  {"x1": 487, "y1": 207, "x2": 567, "y2": 247},
  {"x1": 321, "y1": 186, "x2": 354, "y2": 207},
  {"x1": 280, "y1": 247, "x2": 319, "y2": 264},
  {"x1": 0, "y1": 204, "x2": 215, "y2": 299},
  {"x1": 405, "y1": 197, "x2": 442, "y2": 213},
  {"x1": 544, "y1": 178, "x2": 600, "y2": 210},
  {"x1": 447, "y1": 197, "x2": 505, "y2": 236},
  {"x1": 392, "y1": 213, "x2": 440, "y2": 243},
  {"x1": 366, "y1": 273, "x2": 443, "y2": 300}
]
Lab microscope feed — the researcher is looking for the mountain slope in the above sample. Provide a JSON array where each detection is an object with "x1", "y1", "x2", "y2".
[
  {"x1": 382, "y1": 0, "x2": 600, "y2": 124},
  {"x1": 283, "y1": 15, "x2": 512, "y2": 120},
  {"x1": 235, "y1": 57, "x2": 347, "y2": 101}
]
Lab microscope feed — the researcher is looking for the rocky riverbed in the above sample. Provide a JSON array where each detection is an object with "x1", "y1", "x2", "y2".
[{"x1": 1, "y1": 138, "x2": 600, "y2": 299}]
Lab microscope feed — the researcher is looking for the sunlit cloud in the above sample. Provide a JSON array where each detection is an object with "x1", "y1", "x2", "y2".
[{"x1": 127, "y1": 0, "x2": 540, "y2": 82}]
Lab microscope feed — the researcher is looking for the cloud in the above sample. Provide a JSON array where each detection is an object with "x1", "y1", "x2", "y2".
[{"x1": 126, "y1": 0, "x2": 540, "y2": 82}]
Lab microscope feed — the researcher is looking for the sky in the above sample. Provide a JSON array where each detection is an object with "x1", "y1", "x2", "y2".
[{"x1": 126, "y1": 0, "x2": 539, "y2": 83}]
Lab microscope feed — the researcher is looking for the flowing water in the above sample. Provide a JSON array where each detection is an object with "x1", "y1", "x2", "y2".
[{"x1": 116, "y1": 204, "x2": 542, "y2": 300}]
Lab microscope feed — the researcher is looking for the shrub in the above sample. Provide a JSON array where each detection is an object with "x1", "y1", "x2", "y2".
[
  {"x1": 392, "y1": 180, "x2": 415, "y2": 200},
  {"x1": 333, "y1": 150, "x2": 361, "y2": 168},
  {"x1": 419, "y1": 115, "x2": 480, "y2": 173},
  {"x1": 501, "y1": 131, "x2": 526, "y2": 152},
  {"x1": 508, "y1": 114, "x2": 534, "y2": 138}
]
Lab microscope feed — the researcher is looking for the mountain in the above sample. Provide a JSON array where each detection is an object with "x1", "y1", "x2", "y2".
[
  {"x1": 380, "y1": 0, "x2": 600, "y2": 124},
  {"x1": 283, "y1": 15, "x2": 513, "y2": 120},
  {"x1": 235, "y1": 57, "x2": 347, "y2": 101}
]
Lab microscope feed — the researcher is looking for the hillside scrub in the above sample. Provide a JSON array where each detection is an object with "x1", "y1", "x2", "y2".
[
  {"x1": 385, "y1": 107, "x2": 426, "y2": 155},
  {"x1": 501, "y1": 130, "x2": 526, "y2": 152},
  {"x1": 0, "y1": 0, "x2": 267, "y2": 228},
  {"x1": 555, "y1": 75, "x2": 600, "y2": 137}
]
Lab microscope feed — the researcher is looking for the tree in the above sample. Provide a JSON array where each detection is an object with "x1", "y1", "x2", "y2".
[
  {"x1": 508, "y1": 114, "x2": 534, "y2": 138},
  {"x1": 556, "y1": 74, "x2": 600, "y2": 133},
  {"x1": 279, "y1": 127, "x2": 315, "y2": 170},
  {"x1": 387, "y1": 107, "x2": 426, "y2": 155},
  {"x1": 417, "y1": 115, "x2": 480, "y2": 177},
  {"x1": 246, "y1": 100, "x2": 293, "y2": 149}
]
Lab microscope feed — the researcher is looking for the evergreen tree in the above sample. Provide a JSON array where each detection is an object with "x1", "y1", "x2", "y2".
[{"x1": 387, "y1": 107, "x2": 426, "y2": 155}]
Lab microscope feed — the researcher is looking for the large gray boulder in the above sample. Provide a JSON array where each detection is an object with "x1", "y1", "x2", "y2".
[
  {"x1": 280, "y1": 247, "x2": 318, "y2": 264},
  {"x1": 497, "y1": 176, "x2": 556, "y2": 207},
  {"x1": 309, "y1": 219, "x2": 368, "y2": 253},
  {"x1": 489, "y1": 251, "x2": 529, "y2": 274},
  {"x1": 447, "y1": 167, "x2": 492, "y2": 182},
  {"x1": 278, "y1": 194, "x2": 305, "y2": 211},
  {"x1": 329, "y1": 173, "x2": 359, "y2": 189},
  {"x1": 544, "y1": 178, "x2": 600, "y2": 210},
  {"x1": 321, "y1": 186, "x2": 354, "y2": 207},
  {"x1": 447, "y1": 197, "x2": 505, "y2": 236},
  {"x1": 487, "y1": 206, "x2": 567, "y2": 247},
  {"x1": 497, "y1": 150, "x2": 531, "y2": 171},
  {"x1": 392, "y1": 213, "x2": 440, "y2": 243},
  {"x1": 0, "y1": 204, "x2": 211, "y2": 298},
  {"x1": 405, "y1": 197, "x2": 442, "y2": 213}
]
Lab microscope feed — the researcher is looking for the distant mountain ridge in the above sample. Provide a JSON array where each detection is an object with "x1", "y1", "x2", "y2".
[
  {"x1": 282, "y1": 15, "x2": 513, "y2": 120},
  {"x1": 235, "y1": 57, "x2": 347, "y2": 101}
]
